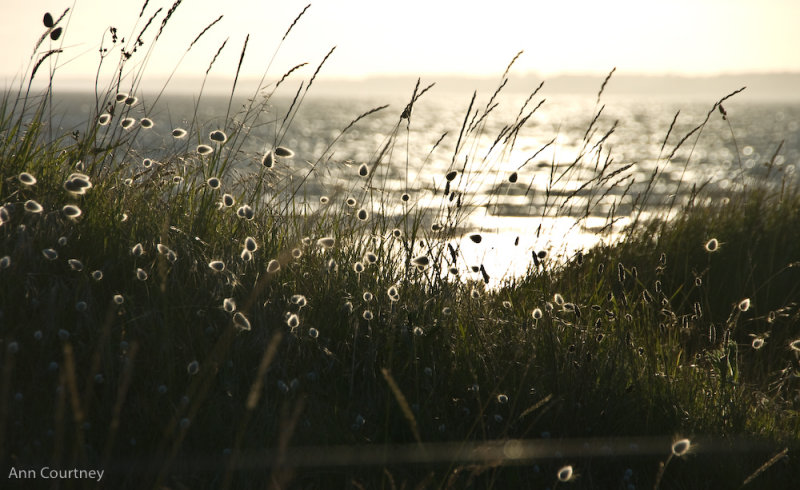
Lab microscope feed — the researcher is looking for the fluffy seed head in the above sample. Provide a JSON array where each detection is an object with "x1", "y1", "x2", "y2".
[
  {"x1": 68, "y1": 259, "x2": 84, "y2": 271},
  {"x1": 91, "y1": 270, "x2": 103, "y2": 281},
  {"x1": 240, "y1": 249, "x2": 252, "y2": 261},
  {"x1": 671, "y1": 438, "x2": 691, "y2": 456},
  {"x1": 140, "y1": 118, "x2": 154, "y2": 129},
  {"x1": 172, "y1": 128, "x2": 187, "y2": 138},
  {"x1": 317, "y1": 237, "x2": 335, "y2": 249},
  {"x1": 365, "y1": 252, "x2": 378, "y2": 264},
  {"x1": 208, "y1": 260, "x2": 225, "y2": 272},
  {"x1": 136, "y1": 268, "x2": 148, "y2": 281},
  {"x1": 401, "y1": 193, "x2": 410, "y2": 202},
  {"x1": 704, "y1": 238, "x2": 719, "y2": 252},
  {"x1": 130, "y1": 243, "x2": 144, "y2": 256},
  {"x1": 267, "y1": 259, "x2": 281, "y2": 273},
  {"x1": 738, "y1": 298, "x2": 751, "y2": 312},
  {"x1": 358, "y1": 163, "x2": 368, "y2": 177},
  {"x1": 120, "y1": 117, "x2": 136, "y2": 129},
  {"x1": 24, "y1": 200, "x2": 43, "y2": 213},
  {"x1": 308, "y1": 327, "x2": 319, "y2": 339},
  {"x1": 557, "y1": 466, "x2": 574, "y2": 482},
  {"x1": 124, "y1": 96, "x2": 138, "y2": 106},
  {"x1": 207, "y1": 177, "x2": 221, "y2": 189},
  {"x1": 261, "y1": 151, "x2": 274, "y2": 168},
  {"x1": 222, "y1": 194, "x2": 235, "y2": 207},
  {"x1": 62, "y1": 204, "x2": 82, "y2": 219},
  {"x1": 497, "y1": 394, "x2": 509, "y2": 404},
  {"x1": 197, "y1": 144, "x2": 213, "y2": 156},
  {"x1": 291, "y1": 248, "x2": 303, "y2": 259},
  {"x1": 274, "y1": 146, "x2": 294, "y2": 157},
  {"x1": 115, "y1": 93, "x2": 128, "y2": 102},
  {"x1": 113, "y1": 294, "x2": 124, "y2": 305},
  {"x1": 42, "y1": 248, "x2": 58, "y2": 260},
  {"x1": 413, "y1": 326, "x2": 424, "y2": 336},
  {"x1": 157, "y1": 243, "x2": 170, "y2": 255},
  {"x1": 291, "y1": 294, "x2": 307, "y2": 307},
  {"x1": 388, "y1": 286, "x2": 399, "y2": 301},
  {"x1": 98, "y1": 113, "x2": 111, "y2": 126},
  {"x1": 446, "y1": 170, "x2": 457, "y2": 181},
  {"x1": 469, "y1": 233, "x2": 482, "y2": 244},
  {"x1": 363, "y1": 291, "x2": 373, "y2": 302},
  {"x1": 356, "y1": 208, "x2": 369, "y2": 221},
  {"x1": 19, "y1": 172, "x2": 36, "y2": 186},
  {"x1": 209, "y1": 130, "x2": 227, "y2": 143},
  {"x1": 392, "y1": 228, "x2": 402, "y2": 238},
  {"x1": 233, "y1": 312, "x2": 251, "y2": 331},
  {"x1": 0, "y1": 256, "x2": 11, "y2": 269},
  {"x1": 223, "y1": 298, "x2": 236, "y2": 313},
  {"x1": 63, "y1": 173, "x2": 92, "y2": 195},
  {"x1": 320, "y1": 196, "x2": 329, "y2": 204},
  {"x1": 244, "y1": 236, "x2": 258, "y2": 252},
  {"x1": 346, "y1": 197, "x2": 357, "y2": 207},
  {"x1": 353, "y1": 261, "x2": 365, "y2": 273},
  {"x1": 411, "y1": 255, "x2": 430, "y2": 267},
  {"x1": 236, "y1": 205, "x2": 255, "y2": 220},
  {"x1": 287, "y1": 313, "x2": 300, "y2": 328},
  {"x1": 362, "y1": 310, "x2": 373, "y2": 321},
  {"x1": 532, "y1": 308, "x2": 543, "y2": 320},
  {"x1": 751, "y1": 337, "x2": 765, "y2": 350}
]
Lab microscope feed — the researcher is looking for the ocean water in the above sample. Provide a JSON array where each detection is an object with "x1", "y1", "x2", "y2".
[{"x1": 40, "y1": 90, "x2": 800, "y2": 284}]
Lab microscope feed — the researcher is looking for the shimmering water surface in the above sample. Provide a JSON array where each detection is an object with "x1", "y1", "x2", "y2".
[{"x1": 48, "y1": 90, "x2": 800, "y2": 285}]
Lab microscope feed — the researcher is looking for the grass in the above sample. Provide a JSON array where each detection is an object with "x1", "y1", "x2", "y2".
[{"x1": 1, "y1": 3, "x2": 799, "y2": 489}]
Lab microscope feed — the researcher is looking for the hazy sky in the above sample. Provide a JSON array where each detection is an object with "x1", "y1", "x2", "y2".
[{"x1": 1, "y1": 0, "x2": 799, "y2": 86}]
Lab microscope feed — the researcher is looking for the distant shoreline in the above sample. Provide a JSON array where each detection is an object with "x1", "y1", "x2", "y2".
[{"x1": 13, "y1": 72, "x2": 800, "y2": 100}]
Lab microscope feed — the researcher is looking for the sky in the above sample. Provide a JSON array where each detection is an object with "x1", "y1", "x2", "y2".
[{"x1": 1, "y1": 0, "x2": 799, "y2": 88}]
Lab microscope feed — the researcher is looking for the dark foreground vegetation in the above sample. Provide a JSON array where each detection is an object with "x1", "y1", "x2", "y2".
[{"x1": 1, "y1": 3, "x2": 799, "y2": 489}]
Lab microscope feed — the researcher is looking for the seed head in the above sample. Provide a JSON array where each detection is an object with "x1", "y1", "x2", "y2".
[
  {"x1": 136, "y1": 268, "x2": 148, "y2": 281},
  {"x1": 704, "y1": 238, "x2": 719, "y2": 252},
  {"x1": 261, "y1": 151, "x2": 274, "y2": 168},
  {"x1": 130, "y1": 243, "x2": 144, "y2": 256},
  {"x1": 738, "y1": 298, "x2": 751, "y2": 312},
  {"x1": 317, "y1": 237, "x2": 335, "y2": 249},
  {"x1": 244, "y1": 236, "x2": 258, "y2": 252},
  {"x1": 363, "y1": 291, "x2": 373, "y2": 302},
  {"x1": 140, "y1": 118, "x2": 154, "y2": 129},
  {"x1": 240, "y1": 249, "x2": 252, "y2": 261},
  {"x1": 287, "y1": 313, "x2": 300, "y2": 328},
  {"x1": 172, "y1": 128, "x2": 187, "y2": 138},
  {"x1": 274, "y1": 146, "x2": 294, "y2": 157},
  {"x1": 197, "y1": 144, "x2": 214, "y2": 156},
  {"x1": 233, "y1": 312, "x2": 251, "y2": 331},
  {"x1": 291, "y1": 294, "x2": 307, "y2": 307},
  {"x1": 356, "y1": 207, "x2": 369, "y2": 221},
  {"x1": 124, "y1": 96, "x2": 138, "y2": 106},
  {"x1": 411, "y1": 255, "x2": 430, "y2": 268},
  {"x1": 62, "y1": 204, "x2": 82, "y2": 219},
  {"x1": 362, "y1": 310, "x2": 374, "y2": 321},
  {"x1": 532, "y1": 308, "x2": 543, "y2": 320},
  {"x1": 187, "y1": 361, "x2": 200, "y2": 375},
  {"x1": 387, "y1": 286, "x2": 399, "y2": 301},
  {"x1": 222, "y1": 194, "x2": 235, "y2": 207},
  {"x1": 751, "y1": 337, "x2": 765, "y2": 350},
  {"x1": 207, "y1": 177, "x2": 221, "y2": 189},
  {"x1": 413, "y1": 326, "x2": 424, "y2": 336},
  {"x1": 671, "y1": 438, "x2": 691, "y2": 456},
  {"x1": 557, "y1": 465, "x2": 574, "y2": 482},
  {"x1": 789, "y1": 339, "x2": 800, "y2": 352},
  {"x1": 120, "y1": 117, "x2": 136, "y2": 129},
  {"x1": 392, "y1": 228, "x2": 402, "y2": 238},
  {"x1": 209, "y1": 130, "x2": 227, "y2": 143},
  {"x1": 236, "y1": 205, "x2": 255, "y2": 220},
  {"x1": 208, "y1": 260, "x2": 225, "y2": 272},
  {"x1": 18, "y1": 172, "x2": 36, "y2": 186},
  {"x1": 223, "y1": 298, "x2": 236, "y2": 313},
  {"x1": 267, "y1": 259, "x2": 281, "y2": 273},
  {"x1": 353, "y1": 261, "x2": 365, "y2": 273},
  {"x1": 497, "y1": 394, "x2": 508, "y2": 404},
  {"x1": 68, "y1": 259, "x2": 84, "y2": 271},
  {"x1": 365, "y1": 252, "x2": 378, "y2": 264},
  {"x1": 358, "y1": 163, "x2": 368, "y2": 177},
  {"x1": 91, "y1": 270, "x2": 103, "y2": 281},
  {"x1": 0, "y1": 256, "x2": 11, "y2": 269},
  {"x1": 98, "y1": 113, "x2": 112, "y2": 125},
  {"x1": 115, "y1": 93, "x2": 128, "y2": 102},
  {"x1": 24, "y1": 200, "x2": 43, "y2": 213},
  {"x1": 469, "y1": 233, "x2": 482, "y2": 243},
  {"x1": 63, "y1": 173, "x2": 93, "y2": 195},
  {"x1": 319, "y1": 196, "x2": 329, "y2": 204},
  {"x1": 113, "y1": 294, "x2": 124, "y2": 305},
  {"x1": 42, "y1": 248, "x2": 58, "y2": 260}
]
